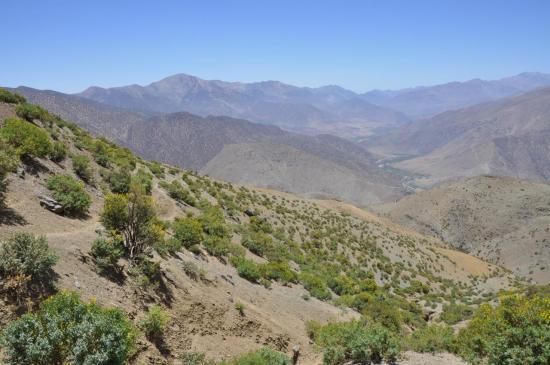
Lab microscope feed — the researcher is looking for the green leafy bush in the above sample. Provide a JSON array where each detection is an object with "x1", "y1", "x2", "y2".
[
  {"x1": 49, "y1": 141, "x2": 68, "y2": 162},
  {"x1": 71, "y1": 154, "x2": 93, "y2": 182},
  {"x1": 0, "y1": 232, "x2": 58, "y2": 280},
  {"x1": 313, "y1": 320, "x2": 401, "y2": 365},
  {"x1": 440, "y1": 302, "x2": 473, "y2": 325},
  {"x1": 106, "y1": 169, "x2": 131, "y2": 193},
  {"x1": 219, "y1": 347, "x2": 290, "y2": 365},
  {"x1": 0, "y1": 141, "x2": 19, "y2": 207},
  {"x1": 362, "y1": 298, "x2": 403, "y2": 333},
  {"x1": 0, "y1": 88, "x2": 26, "y2": 104},
  {"x1": 90, "y1": 237, "x2": 123, "y2": 273},
  {"x1": 260, "y1": 261, "x2": 297, "y2": 285},
  {"x1": 230, "y1": 256, "x2": 261, "y2": 283},
  {"x1": 202, "y1": 236, "x2": 230, "y2": 258},
  {"x1": 131, "y1": 169, "x2": 153, "y2": 194},
  {"x1": 455, "y1": 294, "x2": 550, "y2": 365},
  {"x1": 15, "y1": 103, "x2": 45, "y2": 122},
  {"x1": 140, "y1": 304, "x2": 169, "y2": 340},
  {"x1": 407, "y1": 324, "x2": 454, "y2": 353},
  {"x1": 300, "y1": 273, "x2": 331, "y2": 301},
  {"x1": 173, "y1": 217, "x2": 203, "y2": 248},
  {"x1": 0, "y1": 291, "x2": 137, "y2": 365},
  {"x1": 0, "y1": 118, "x2": 52, "y2": 158},
  {"x1": 242, "y1": 231, "x2": 273, "y2": 258},
  {"x1": 46, "y1": 174, "x2": 91, "y2": 215},
  {"x1": 161, "y1": 180, "x2": 196, "y2": 206}
]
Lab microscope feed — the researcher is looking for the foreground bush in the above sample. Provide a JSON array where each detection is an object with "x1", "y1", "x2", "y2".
[
  {"x1": 90, "y1": 237, "x2": 123, "y2": 273},
  {"x1": 0, "y1": 232, "x2": 58, "y2": 281},
  {"x1": 140, "y1": 304, "x2": 169, "y2": 340},
  {"x1": 455, "y1": 293, "x2": 550, "y2": 365},
  {"x1": 0, "y1": 291, "x2": 137, "y2": 365},
  {"x1": 0, "y1": 88, "x2": 26, "y2": 104},
  {"x1": 219, "y1": 347, "x2": 290, "y2": 365},
  {"x1": 407, "y1": 324, "x2": 454, "y2": 354},
  {"x1": 312, "y1": 320, "x2": 401, "y2": 365},
  {"x1": 0, "y1": 118, "x2": 52, "y2": 159},
  {"x1": 46, "y1": 174, "x2": 91, "y2": 215}
]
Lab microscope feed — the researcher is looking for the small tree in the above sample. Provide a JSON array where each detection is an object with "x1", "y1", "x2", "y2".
[{"x1": 101, "y1": 184, "x2": 162, "y2": 261}]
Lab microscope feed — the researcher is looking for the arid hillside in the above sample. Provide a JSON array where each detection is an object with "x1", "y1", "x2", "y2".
[
  {"x1": 374, "y1": 175, "x2": 550, "y2": 283},
  {"x1": 0, "y1": 95, "x2": 520, "y2": 364}
]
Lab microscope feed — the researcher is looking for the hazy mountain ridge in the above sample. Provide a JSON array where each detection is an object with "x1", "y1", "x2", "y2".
[
  {"x1": 78, "y1": 73, "x2": 409, "y2": 138},
  {"x1": 362, "y1": 72, "x2": 550, "y2": 118},
  {"x1": 365, "y1": 87, "x2": 550, "y2": 186}
]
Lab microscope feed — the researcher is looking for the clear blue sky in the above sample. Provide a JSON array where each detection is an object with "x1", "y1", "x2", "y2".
[{"x1": 2, "y1": 0, "x2": 549, "y2": 93}]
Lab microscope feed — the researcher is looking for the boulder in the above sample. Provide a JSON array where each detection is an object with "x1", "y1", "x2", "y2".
[{"x1": 39, "y1": 195, "x2": 64, "y2": 214}]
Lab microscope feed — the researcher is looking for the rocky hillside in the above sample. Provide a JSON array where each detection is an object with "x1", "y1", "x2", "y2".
[
  {"x1": 0, "y1": 92, "x2": 523, "y2": 364},
  {"x1": 77, "y1": 73, "x2": 409, "y2": 138},
  {"x1": 365, "y1": 87, "x2": 550, "y2": 187},
  {"x1": 374, "y1": 175, "x2": 550, "y2": 283}
]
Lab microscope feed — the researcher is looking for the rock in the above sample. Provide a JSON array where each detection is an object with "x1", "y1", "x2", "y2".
[
  {"x1": 244, "y1": 208, "x2": 257, "y2": 217},
  {"x1": 39, "y1": 195, "x2": 64, "y2": 214},
  {"x1": 16, "y1": 167, "x2": 25, "y2": 178}
]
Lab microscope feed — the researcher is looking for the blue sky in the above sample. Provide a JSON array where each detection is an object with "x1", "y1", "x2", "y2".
[{"x1": 2, "y1": 0, "x2": 549, "y2": 93}]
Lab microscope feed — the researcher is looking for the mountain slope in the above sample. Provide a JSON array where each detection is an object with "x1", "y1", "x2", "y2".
[
  {"x1": 127, "y1": 112, "x2": 403, "y2": 205},
  {"x1": 365, "y1": 88, "x2": 550, "y2": 186},
  {"x1": 362, "y1": 72, "x2": 550, "y2": 118},
  {"x1": 12, "y1": 86, "x2": 147, "y2": 143},
  {"x1": 374, "y1": 176, "x2": 550, "y2": 283},
  {"x1": 77, "y1": 73, "x2": 408, "y2": 138}
]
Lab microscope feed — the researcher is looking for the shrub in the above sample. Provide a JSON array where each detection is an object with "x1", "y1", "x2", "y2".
[
  {"x1": 173, "y1": 217, "x2": 203, "y2": 248},
  {"x1": 181, "y1": 260, "x2": 206, "y2": 281},
  {"x1": 220, "y1": 347, "x2": 290, "y2": 365},
  {"x1": 242, "y1": 231, "x2": 273, "y2": 258},
  {"x1": 0, "y1": 142, "x2": 19, "y2": 207},
  {"x1": 46, "y1": 174, "x2": 91, "y2": 215},
  {"x1": 455, "y1": 293, "x2": 550, "y2": 365},
  {"x1": 199, "y1": 205, "x2": 229, "y2": 239},
  {"x1": 0, "y1": 88, "x2": 26, "y2": 104},
  {"x1": 71, "y1": 154, "x2": 93, "y2": 183},
  {"x1": 300, "y1": 273, "x2": 331, "y2": 301},
  {"x1": 0, "y1": 118, "x2": 52, "y2": 158},
  {"x1": 178, "y1": 352, "x2": 215, "y2": 365},
  {"x1": 362, "y1": 298, "x2": 403, "y2": 333},
  {"x1": 106, "y1": 169, "x2": 131, "y2": 193},
  {"x1": 202, "y1": 236, "x2": 230, "y2": 258},
  {"x1": 15, "y1": 103, "x2": 44, "y2": 122},
  {"x1": 131, "y1": 169, "x2": 153, "y2": 194},
  {"x1": 314, "y1": 320, "x2": 401, "y2": 365},
  {"x1": 90, "y1": 237, "x2": 123, "y2": 273},
  {"x1": 148, "y1": 161, "x2": 164, "y2": 178},
  {"x1": 259, "y1": 261, "x2": 298, "y2": 285},
  {"x1": 0, "y1": 291, "x2": 137, "y2": 365},
  {"x1": 49, "y1": 141, "x2": 67, "y2": 162},
  {"x1": 101, "y1": 185, "x2": 162, "y2": 261},
  {"x1": 140, "y1": 304, "x2": 169, "y2": 340},
  {"x1": 161, "y1": 180, "x2": 196, "y2": 206},
  {"x1": 230, "y1": 256, "x2": 261, "y2": 283},
  {"x1": 0, "y1": 233, "x2": 58, "y2": 280},
  {"x1": 235, "y1": 302, "x2": 245, "y2": 315},
  {"x1": 440, "y1": 302, "x2": 473, "y2": 325},
  {"x1": 407, "y1": 324, "x2": 454, "y2": 353}
]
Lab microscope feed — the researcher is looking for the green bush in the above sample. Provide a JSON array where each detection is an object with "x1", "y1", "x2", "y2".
[
  {"x1": 0, "y1": 118, "x2": 52, "y2": 158},
  {"x1": 260, "y1": 261, "x2": 297, "y2": 285},
  {"x1": 455, "y1": 294, "x2": 550, "y2": 365},
  {"x1": 230, "y1": 256, "x2": 261, "y2": 283},
  {"x1": 440, "y1": 302, "x2": 473, "y2": 325},
  {"x1": 0, "y1": 141, "x2": 19, "y2": 207},
  {"x1": 0, "y1": 232, "x2": 58, "y2": 280},
  {"x1": 161, "y1": 180, "x2": 196, "y2": 206},
  {"x1": 46, "y1": 174, "x2": 91, "y2": 215},
  {"x1": 300, "y1": 273, "x2": 331, "y2": 301},
  {"x1": 199, "y1": 204, "x2": 229, "y2": 239},
  {"x1": 0, "y1": 291, "x2": 137, "y2": 365},
  {"x1": 407, "y1": 324, "x2": 454, "y2": 353},
  {"x1": 173, "y1": 217, "x2": 203, "y2": 248},
  {"x1": 15, "y1": 103, "x2": 45, "y2": 122},
  {"x1": 49, "y1": 141, "x2": 68, "y2": 162},
  {"x1": 0, "y1": 88, "x2": 26, "y2": 104},
  {"x1": 219, "y1": 347, "x2": 290, "y2": 365},
  {"x1": 106, "y1": 169, "x2": 131, "y2": 193},
  {"x1": 242, "y1": 231, "x2": 273, "y2": 258},
  {"x1": 202, "y1": 236, "x2": 230, "y2": 258},
  {"x1": 71, "y1": 154, "x2": 93, "y2": 183},
  {"x1": 90, "y1": 237, "x2": 123, "y2": 273},
  {"x1": 362, "y1": 298, "x2": 403, "y2": 333},
  {"x1": 140, "y1": 304, "x2": 169, "y2": 340},
  {"x1": 314, "y1": 320, "x2": 401, "y2": 365},
  {"x1": 131, "y1": 169, "x2": 153, "y2": 195}
]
